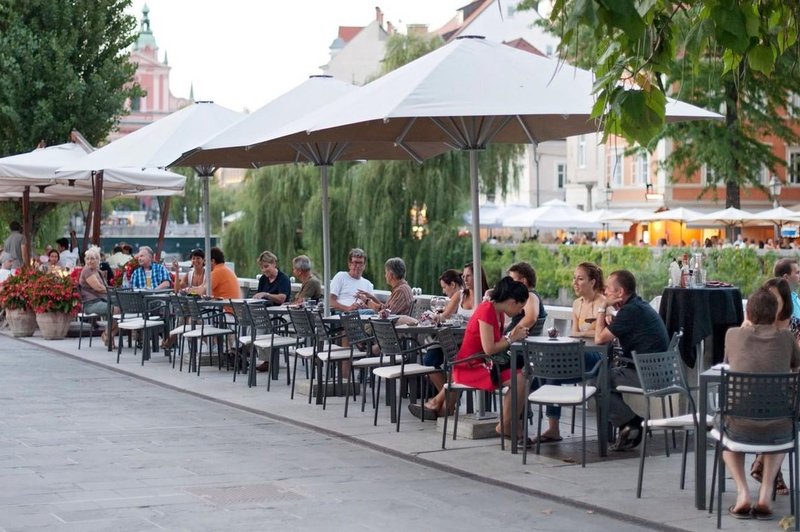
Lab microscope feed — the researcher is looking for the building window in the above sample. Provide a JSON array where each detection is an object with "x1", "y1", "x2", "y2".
[
  {"x1": 701, "y1": 164, "x2": 717, "y2": 185},
  {"x1": 130, "y1": 96, "x2": 140, "y2": 112},
  {"x1": 789, "y1": 148, "x2": 800, "y2": 184},
  {"x1": 577, "y1": 135, "x2": 586, "y2": 168},
  {"x1": 634, "y1": 153, "x2": 649, "y2": 185},
  {"x1": 555, "y1": 162, "x2": 566, "y2": 189},
  {"x1": 609, "y1": 149, "x2": 623, "y2": 186}
]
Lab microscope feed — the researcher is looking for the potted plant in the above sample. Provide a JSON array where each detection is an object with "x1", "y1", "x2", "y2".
[
  {"x1": 29, "y1": 271, "x2": 82, "y2": 340},
  {"x1": 0, "y1": 267, "x2": 37, "y2": 337}
]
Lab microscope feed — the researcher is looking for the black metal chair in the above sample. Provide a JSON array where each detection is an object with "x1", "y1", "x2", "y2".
[
  {"x1": 114, "y1": 290, "x2": 166, "y2": 366},
  {"x1": 181, "y1": 297, "x2": 234, "y2": 375},
  {"x1": 339, "y1": 311, "x2": 376, "y2": 417},
  {"x1": 709, "y1": 370, "x2": 800, "y2": 529},
  {"x1": 310, "y1": 312, "x2": 359, "y2": 410},
  {"x1": 632, "y1": 349, "x2": 711, "y2": 498},
  {"x1": 287, "y1": 307, "x2": 320, "y2": 401},
  {"x1": 371, "y1": 319, "x2": 438, "y2": 432},
  {"x1": 248, "y1": 302, "x2": 295, "y2": 390},
  {"x1": 523, "y1": 339, "x2": 601, "y2": 467}
]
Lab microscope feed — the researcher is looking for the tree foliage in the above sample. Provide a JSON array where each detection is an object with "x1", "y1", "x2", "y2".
[
  {"x1": 0, "y1": 0, "x2": 141, "y2": 237},
  {"x1": 223, "y1": 32, "x2": 523, "y2": 291},
  {"x1": 522, "y1": 0, "x2": 800, "y2": 208}
]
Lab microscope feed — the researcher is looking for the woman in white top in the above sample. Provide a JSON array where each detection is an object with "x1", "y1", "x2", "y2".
[
  {"x1": 459, "y1": 262, "x2": 487, "y2": 318},
  {"x1": 437, "y1": 269, "x2": 465, "y2": 322},
  {"x1": 172, "y1": 248, "x2": 206, "y2": 296}
]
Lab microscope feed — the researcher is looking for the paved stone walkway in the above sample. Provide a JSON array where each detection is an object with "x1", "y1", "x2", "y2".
[{"x1": 0, "y1": 338, "x2": 652, "y2": 532}]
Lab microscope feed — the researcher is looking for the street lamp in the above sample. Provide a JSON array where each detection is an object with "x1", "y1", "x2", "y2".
[
  {"x1": 769, "y1": 175, "x2": 782, "y2": 208},
  {"x1": 604, "y1": 182, "x2": 614, "y2": 208}
]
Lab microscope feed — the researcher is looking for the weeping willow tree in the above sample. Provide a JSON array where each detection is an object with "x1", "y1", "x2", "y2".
[{"x1": 223, "y1": 32, "x2": 524, "y2": 291}]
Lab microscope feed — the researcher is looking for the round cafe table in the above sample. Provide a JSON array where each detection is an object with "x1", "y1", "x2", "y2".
[{"x1": 658, "y1": 286, "x2": 744, "y2": 368}]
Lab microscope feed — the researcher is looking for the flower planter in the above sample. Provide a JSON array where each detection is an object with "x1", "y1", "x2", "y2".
[
  {"x1": 35, "y1": 311, "x2": 72, "y2": 340},
  {"x1": 6, "y1": 308, "x2": 37, "y2": 337}
]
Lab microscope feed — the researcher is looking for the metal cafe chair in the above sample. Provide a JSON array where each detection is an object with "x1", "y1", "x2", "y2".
[
  {"x1": 709, "y1": 370, "x2": 800, "y2": 529},
  {"x1": 114, "y1": 290, "x2": 166, "y2": 366},
  {"x1": 338, "y1": 311, "x2": 377, "y2": 417},
  {"x1": 371, "y1": 319, "x2": 438, "y2": 432},
  {"x1": 181, "y1": 296, "x2": 235, "y2": 375},
  {"x1": 632, "y1": 349, "x2": 712, "y2": 498},
  {"x1": 523, "y1": 338, "x2": 601, "y2": 467}
]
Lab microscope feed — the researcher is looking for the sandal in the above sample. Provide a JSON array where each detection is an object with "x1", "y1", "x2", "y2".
[
  {"x1": 727, "y1": 504, "x2": 752, "y2": 520},
  {"x1": 750, "y1": 456, "x2": 763, "y2": 483},
  {"x1": 774, "y1": 471, "x2": 789, "y2": 496}
]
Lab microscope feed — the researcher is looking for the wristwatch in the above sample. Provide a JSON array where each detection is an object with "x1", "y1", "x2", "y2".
[{"x1": 596, "y1": 307, "x2": 606, "y2": 314}]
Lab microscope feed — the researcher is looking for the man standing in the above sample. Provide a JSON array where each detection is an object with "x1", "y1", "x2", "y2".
[
  {"x1": 774, "y1": 258, "x2": 800, "y2": 321},
  {"x1": 130, "y1": 246, "x2": 172, "y2": 290},
  {"x1": 595, "y1": 269, "x2": 669, "y2": 451},
  {"x1": 3, "y1": 221, "x2": 24, "y2": 268},
  {"x1": 252, "y1": 250, "x2": 290, "y2": 305},
  {"x1": 329, "y1": 248, "x2": 374, "y2": 313},
  {"x1": 55, "y1": 230, "x2": 79, "y2": 268},
  {"x1": 292, "y1": 255, "x2": 322, "y2": 306},
  {"x1": 209, "y1": 247, "x2": 240, "y2": 300}
]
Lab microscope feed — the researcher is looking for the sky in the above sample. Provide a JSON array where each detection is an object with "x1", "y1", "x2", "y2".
[{"x1": 128, "y1": 1, "x2": 469, "y2": 112}]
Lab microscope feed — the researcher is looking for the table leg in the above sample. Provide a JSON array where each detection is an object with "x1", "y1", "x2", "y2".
[
  {"x1": 696, "y1": 376, "x2": 709, "y2": 510},
  {"x1": 510, "y1": 348, "x2": 518, "y2": 455},
  {"x1": 315, "y1": 358, "x2": 324, "y2": 404},
  {"x1": 598, "y1": 353, "x2": 609, "y2": 457}
]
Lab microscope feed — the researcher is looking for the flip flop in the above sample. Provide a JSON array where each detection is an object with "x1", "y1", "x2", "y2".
[
  {"x1": 751, "y1": 504, "x2": 773, "y2": 520},
  {"x1": 531, "y1": 434, "x2": 563, "y2": 444},
  {"x1": 407, "y1": 403, "x2": 438, "y2": 420},
  {"x1": 728, "y1": 504, "x2": 752, "y2": 520}
]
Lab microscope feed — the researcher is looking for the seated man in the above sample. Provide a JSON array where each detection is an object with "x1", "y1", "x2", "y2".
[
  {"x1": 56, "y1": 231, "x2": 79, "y2": 268},
  {"x1": 330, "y1": 248, "x2": 374, "y2": 313},
  {"x1": 210, "y1": 247, "x2": 240, "y2": 300},
  {"x1": 292, "y1": 255, "x2": 322, "y2": 306},
  {"x1": 252, "y1": 250, "x2": 290, "y2": 305},
  {"x1": 130, "y1": 246, "x2": 172, "y2": 290},
  {"x1": 359, "y1": 257, "x2": 413, "y2": 316},
  {"x1": 595, "y1": 269, "x2": 669, "y2": 451}
]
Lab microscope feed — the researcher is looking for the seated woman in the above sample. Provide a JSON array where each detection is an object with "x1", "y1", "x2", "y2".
[
  {"x1": 506, "y1": 261, "x2": 547, "y2": 335},
  {"x1": 423, "y1": 269, "x2": 466, "y2": 391},
  {"x1": 41, "y1": 249, "x2": 63, "y2": 274},
  {"x1": 172, "y1": 248, "x2": 206, "y2": 296},
  {"x1": 532, "y1": 262, "x2": 605, "y2": 443},
  {"x1": 749, "y1": 277, "x2": 797, "y2": 498},
  {"x1": 409, "y1": 276, "x2": 530, "y2": 441},
  {"x1": 722, "y1": 286, "x2": 800, "y2": 520},
  {"x1": 79, "y1": 246, "x2": 117, "y2": 347},
  {"x1": 460, "y1": 262, "x2": 488, "y2": 318}
]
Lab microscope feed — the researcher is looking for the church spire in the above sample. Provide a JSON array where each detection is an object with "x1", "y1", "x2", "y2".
[{"x1": 134, "y1": 3, "x2": 158, "y2": 52}]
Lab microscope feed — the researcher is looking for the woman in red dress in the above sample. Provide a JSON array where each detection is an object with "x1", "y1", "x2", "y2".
[{"x1": 410, "y1": 277, "x2": 530, "y2": 439}]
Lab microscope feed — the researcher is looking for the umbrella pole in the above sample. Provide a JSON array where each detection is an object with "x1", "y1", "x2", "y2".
[
  {"x1": 469, "y1": 150, "x2": 481, "y2": 298},
  {"x1": 92, "y1": 171, "x2": 104, "y2": 247},
  {"x1": 22, "y1": 186, "x2": 31, "y2": 266},
  {"x1": 155, "y1": 196, "x2": 172, "y2": 262},
  {"x1": 320, "y1": 165, "x2": 331, "y2": 316},
  {"x1": 202, "y1": 173, "x2": 212, "y2": 298}
]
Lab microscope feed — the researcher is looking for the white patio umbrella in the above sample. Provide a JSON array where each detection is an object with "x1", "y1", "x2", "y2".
[
  {"x1": 283, "y1": 36, "x2": 720, "y2": 298},
  {"x1": 502, "y1": 199, "x2": 601, "y2": 230},
  {"x1": 687, "y1": 207, "x2": 758, "y2": 227},
  {"x1": 176, "y1": 76, "x2": 449, "y2": 315},
  {"x1": 57, "y1": 102, "x2": 243, "y2": 297},
  {"x1": 0, "y1": 142, "x2": 185, "y2": 262},
  {"x1": 743, "y1": 206, "x2": 800, "y2": 226},
  {"x1": 638, "y1": 207, "x2": 704, "y2": 223},
  {"x1": 581, "y1": 209, "x2": 632, "y2": 233}
]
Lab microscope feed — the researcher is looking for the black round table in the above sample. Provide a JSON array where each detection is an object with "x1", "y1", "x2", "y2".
[{"x1": 658, "y1": 286, "x2": 744, "y2": 367}]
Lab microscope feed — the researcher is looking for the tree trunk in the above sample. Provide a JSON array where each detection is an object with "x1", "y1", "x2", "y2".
[{"x1": 724, "y1": 70, "x2": 743, "y2": 242}]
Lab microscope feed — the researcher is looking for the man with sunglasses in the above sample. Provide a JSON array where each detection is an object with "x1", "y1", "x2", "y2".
[{"x1": 329, "y1": 248, "x2": 374, "y2": 314}]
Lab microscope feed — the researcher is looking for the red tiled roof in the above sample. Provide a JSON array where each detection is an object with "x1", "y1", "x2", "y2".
[
  {"x1": 503, "y1": 38, "x2": 545, "y2": 57},
  {"x1": 338, "y1": 26, "x2": 363, "y2": 43}
]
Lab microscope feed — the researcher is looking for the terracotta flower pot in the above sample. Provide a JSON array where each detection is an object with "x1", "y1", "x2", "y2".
[
  {"x1": 35, "y1": 311, "x2": 72, "y2": 340},
  {"x1": 6, "y1": 308, "x2": 37, "y2": 337}
]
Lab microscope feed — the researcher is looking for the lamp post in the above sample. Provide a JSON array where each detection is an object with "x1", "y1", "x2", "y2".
[
  {"x1": 769, "y1": 175, "x2": 783, "y2": 242},
  {"x1": 604, "y1": 182, "x2": 614, "y2": 208}
]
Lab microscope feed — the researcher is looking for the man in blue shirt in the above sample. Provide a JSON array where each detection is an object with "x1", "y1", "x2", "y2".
[
  {"x1": 774, "y1": 258, "x2": 800, "y2": 321},
  {"x1": 130, "y1": 246, "x2": 172, "y2": 290}
]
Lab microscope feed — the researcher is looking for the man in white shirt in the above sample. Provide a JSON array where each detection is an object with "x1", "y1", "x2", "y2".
[
  {"x1": 56, "y1": 231, "x2": 79, "y2": 268},
  {"x1": 0, "y1": 252, "x2": 14, "y2": 283},
  {"x1": 329, "y1": 248, "x2": 374, "y2": 313}
]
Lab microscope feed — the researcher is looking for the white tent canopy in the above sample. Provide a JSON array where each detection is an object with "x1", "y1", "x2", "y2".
[
  {"x1": 744, "y1": 206, "x2": 800, "y2": 226},
  {"x1": 638, "y1": 207, "x2": 704, "y2": 223},
  {"x1": 687, "y1": 207, "x2": 758, "y2": 227},
  {"x1": 502, "y1": 199, "x2": 601, "y2": 230}
]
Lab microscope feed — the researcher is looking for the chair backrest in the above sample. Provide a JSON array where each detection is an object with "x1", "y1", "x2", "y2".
[
  {"x1": 184, "y1": 296, "x2": 208, "y2": 321},
  {"x1": 633, "y1": 350, "x2": 691, "y2": 399},
  {"x1": 409, "y1": 299, "x2": 426, "y2": 319},
  {"x1": 371, "y1": 319, "x2": 404, "y2": 357},
  {"x1": 339, "y1": 311, "x2": 371, "y2": 344},
  {"x1": 247, "y1": 302, "x2": 276, "y2": 333},
  {"x1": 116, "y1": 290, "x2": 146, "y2": 316},
  {"x1": 312, "y1": 312, "x2": 332, "y2": 344},
  {"x1": 169, "y1": 294, "x2": 189, "y2": 320},
  {"x1": 288, "y1": 307, "x2": 315, "y2": 340},
  {"x1": 667, "y1": 329, "x2": 683, "y2": 352},
  {"x1": 436, "y1": 327, "x2": 460, "y2": 362},
  {"x1": 530, "y1": 315, "x2": 546, "y2": 337},
  {"x1": 720, "y1": 370, "x2": 799, "y2": 424},
  {"x1": 523, "y1": 339, "x2": 586, "y2": 381}
]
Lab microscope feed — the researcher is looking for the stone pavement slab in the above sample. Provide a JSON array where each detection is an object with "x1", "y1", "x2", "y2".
[{"x1": 0, "y1": 332, "x2": 786, "y2": 531}]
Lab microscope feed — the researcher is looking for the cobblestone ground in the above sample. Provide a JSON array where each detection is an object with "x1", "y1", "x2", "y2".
[{"x1": 0, "y1": 338, "x2": 652, "y2": 532}]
